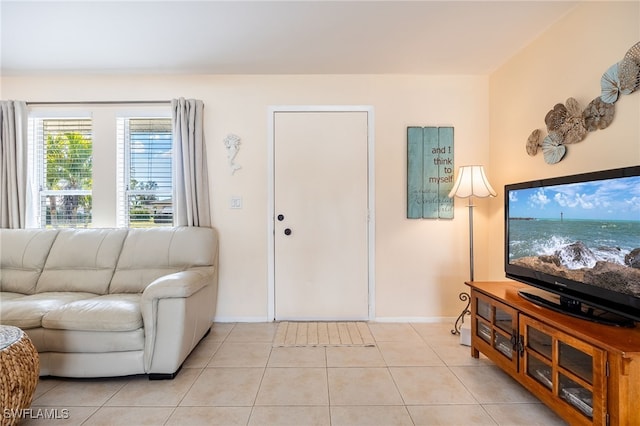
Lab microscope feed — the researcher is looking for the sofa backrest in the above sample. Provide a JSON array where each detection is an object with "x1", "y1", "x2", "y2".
[
  {"x1": 36, "y1": 228, "x2": 129, "y2": 294},
  {"x1": 110, "y1": 227, "x2": 218, "y2": 293},
  {"x1": 0, "y1": 229, "x2": 59, "y2": 294}
]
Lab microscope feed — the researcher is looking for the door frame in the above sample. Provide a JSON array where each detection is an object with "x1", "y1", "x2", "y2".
[{"x1": 267, "y1": 105, "x2": 376, "y2": 321}]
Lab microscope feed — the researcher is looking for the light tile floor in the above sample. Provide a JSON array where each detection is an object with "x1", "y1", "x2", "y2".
[{"x1": 25, "y1": 322, "x2": 568, "y2": 425}]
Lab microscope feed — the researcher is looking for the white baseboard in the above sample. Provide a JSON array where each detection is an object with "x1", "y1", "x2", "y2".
[
  {"x1": 212, "y1": 316, "x2": 272, "y2": 323},
  {"x1": 211, "y1": 316, "x2": 458, "y2": 323},
  {"x1": 372, "y1": 316, "x2": 456, "y2": 323}
]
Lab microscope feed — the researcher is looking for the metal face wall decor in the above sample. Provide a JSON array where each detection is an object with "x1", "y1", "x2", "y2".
[
  {"x1": 527, "y1": 41, "x2": 640, "y2": 164},
  {"x1": 407, "y1": 126, "x2": 454, "y2": 219}
]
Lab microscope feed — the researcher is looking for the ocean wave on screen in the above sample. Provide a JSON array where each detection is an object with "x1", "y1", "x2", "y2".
[
  {"x1": 556, "y1": 242, "x2": 629, "y2": 270},
  {"x1": 533, "y1": 235, "x2": 572, "y2": 256},
  {"x1": 513, "y1": 237, "x2": 631, "y2": 269},
  {"x1": 592, "y1": 246, "x2": 628, "y2": 265}
]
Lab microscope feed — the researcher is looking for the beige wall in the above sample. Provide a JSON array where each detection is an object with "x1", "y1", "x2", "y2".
[
  {"x1": 3, "y1": 1, "x2": 637, "y2": 321},
  {"x1": 487, "y1": 1, "x2": 640, "y2": 280},
  {"x1": 2, "y1": 74, "x2": 490, "y2": 321}
]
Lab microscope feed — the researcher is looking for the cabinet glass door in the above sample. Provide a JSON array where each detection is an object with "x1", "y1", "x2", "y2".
[
  {"x1": 476, "y1": 298, "x2": 491, "y2": 321},
  {"x1": 559, "y1": 342, "x2": 593, "y2": 385},
  {"x1": 495, "y1": 306, "x2": 513, "y2": 334},
  {"x1": 476, "y1": 321, "x2": 491, "y2": 343},
  {"x1": 527, "y1": 326, "x2": 552, "y2": 359},
  {"x1": 520, "y1": 315, "x2": 605, "y2": 424},
  {"x1": 558, "y1": 341, "x2": 594, "y2": 419},
  {"x1": 526, "y1": 355, "x2": 552, "y2": 390},
  {"x1": 494, "y1": 332, "x2": 513, "y2": 359},
  {"x1": 475, "y1": 298, "x2": 492, "y2": 345},
  {"x1": 559, "y1": 374, "x2": 593, "y2": 419},
  {"x1": 491, "y1": 304, "x2": 516, "y2": 361},
  {"x1": 471, "y1": 292, "x2": 518, "y2": 374},
  {"x1": 522, "y1": 322, "x2": 554, "y2": 392}
]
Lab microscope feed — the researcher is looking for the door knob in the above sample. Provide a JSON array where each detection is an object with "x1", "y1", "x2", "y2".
[
  {"x1": 284, "y1": 228, "x2": 292, "y2": 236},
  {"x1": 277, "y1": 214, "x2": 285, "y2": 221}
]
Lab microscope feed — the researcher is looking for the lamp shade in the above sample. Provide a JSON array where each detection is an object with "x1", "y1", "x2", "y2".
[{"x1": 448, "y1": 165, "x2": 497, "y2": 198}]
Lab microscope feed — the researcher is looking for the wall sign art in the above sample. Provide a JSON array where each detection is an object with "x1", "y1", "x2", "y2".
[{"x1": 407, "y1": 126, "x2": 454, "y2": 219}]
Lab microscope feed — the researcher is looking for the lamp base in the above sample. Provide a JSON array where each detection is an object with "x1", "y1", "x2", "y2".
[{"x1": 459, "y1": 320, "x2": 471, "y2": 346}]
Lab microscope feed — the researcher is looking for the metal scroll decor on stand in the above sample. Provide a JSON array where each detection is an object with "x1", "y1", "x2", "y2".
[{"x1": 451, "y1": 292, "x2": 472, "y2": 335}]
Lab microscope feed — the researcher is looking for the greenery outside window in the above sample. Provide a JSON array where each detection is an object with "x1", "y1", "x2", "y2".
[
  {"x1": 35, "y1": 118, "x2": 93, "y2": 228},
  {"x1": 29, "y1": 107, "x2": 172, "y2": 229}
]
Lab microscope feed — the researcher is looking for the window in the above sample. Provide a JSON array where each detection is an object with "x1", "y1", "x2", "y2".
[
  {"x1": 118, "y1": 118, "x2": 173, "y2": 227},
  {"x1": 33, "y1": 118, "x2": 93, "y2": 228},
  {"x1": 29, "y1": 106, "x2": 172, "y2": 228}
]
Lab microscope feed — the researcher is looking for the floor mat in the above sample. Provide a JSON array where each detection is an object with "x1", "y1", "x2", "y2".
[{"x1": 273, "y1": 321, "x2": 376, "y2": 347}]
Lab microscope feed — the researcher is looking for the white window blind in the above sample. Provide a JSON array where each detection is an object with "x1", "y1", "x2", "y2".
[
  {"x1": 117, "y1": 117, "x2": 173, "y2": 227},
  {"x1": 34, "y1": 118, "x2": 93, "y2": 228}
]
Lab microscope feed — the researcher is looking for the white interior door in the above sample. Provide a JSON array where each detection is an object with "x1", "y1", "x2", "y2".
[{"x1": 272, "y1": 110, "x2": 370, "y2": 320}]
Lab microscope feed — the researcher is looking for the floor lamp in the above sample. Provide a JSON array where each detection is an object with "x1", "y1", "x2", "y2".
[{"x1": 448, "y1": 165, "x2": 497, "y2": 335}]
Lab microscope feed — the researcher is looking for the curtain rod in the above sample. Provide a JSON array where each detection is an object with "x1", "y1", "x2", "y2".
[{"x1": 27, "y1": 100, "x2": 171, "y2": 106}]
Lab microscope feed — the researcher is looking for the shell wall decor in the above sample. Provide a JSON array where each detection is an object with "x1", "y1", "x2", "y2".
[{"x1": 527, "y1": 41, "x2": 640, "y2": 164}]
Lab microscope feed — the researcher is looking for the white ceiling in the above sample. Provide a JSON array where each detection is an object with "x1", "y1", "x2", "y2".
[{"x1": 1, "y1": 0, "x2": 579, "y2": 75}]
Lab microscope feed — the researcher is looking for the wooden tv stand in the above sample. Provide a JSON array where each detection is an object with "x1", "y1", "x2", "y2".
[{"x1": 467, "y1": 281, "x2": 640, "y2": 426}]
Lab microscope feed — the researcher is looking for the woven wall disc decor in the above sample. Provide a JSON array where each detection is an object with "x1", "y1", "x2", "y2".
[{"x1": 526, "y1": 41, "x2": 639, "y2": 164}]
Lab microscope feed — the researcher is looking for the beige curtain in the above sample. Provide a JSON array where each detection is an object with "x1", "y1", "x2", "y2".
[
  {"x1": 171, "y1": 98, "x2": 211, "y2": 227},
  {"x1": 0, "y1": 100, "x2": 28, "y2": 229}
]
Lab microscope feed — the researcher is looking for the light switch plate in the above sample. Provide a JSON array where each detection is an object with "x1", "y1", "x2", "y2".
[{"x1": 230, "y1": 196, "x2": 243, "y2": 209}]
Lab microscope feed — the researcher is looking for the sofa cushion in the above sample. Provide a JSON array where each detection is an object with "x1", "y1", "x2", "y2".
[
  {"x1": 0, "y1": 292, "x2": 97, "y2": 329},
  {"x1": 0, "y1": 292, "x2": 25, "y2": 301},
  {"x1": 110, "y1": 227, "x2": 217, "y2": 293},
  {"x1": 0, "y1": 229, "x2": 59, "y2": 294},
  {"x1": 35, "y1": 329, "x2": 145, "y2": 353},
  {"x1": 41, "y1": 294, "x2": 142, "y2": 332},
  {"x1": 36, "y1": 228, "x2": 128, "y2": 294}
]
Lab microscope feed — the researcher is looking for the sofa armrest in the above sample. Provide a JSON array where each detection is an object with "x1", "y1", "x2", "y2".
[
  {"x1": 141, "y1": 270, "x2": 210, "y2": 301},
  {"x1": 140, "y1": 269, "x2": 214, "y2": 372}
]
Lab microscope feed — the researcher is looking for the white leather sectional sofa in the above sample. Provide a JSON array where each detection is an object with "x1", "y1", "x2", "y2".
[{"x1": 0, "y1": 226, "x2": 218, "y2": 379}]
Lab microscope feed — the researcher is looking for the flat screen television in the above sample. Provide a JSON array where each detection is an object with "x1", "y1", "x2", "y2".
[{"x1": 505, "y1": 166, "x2": 640, "y2": 327}]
